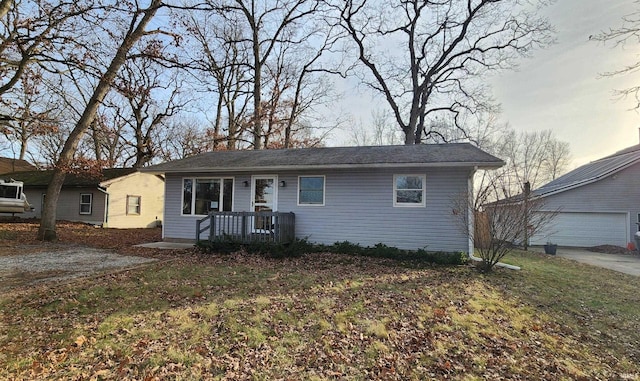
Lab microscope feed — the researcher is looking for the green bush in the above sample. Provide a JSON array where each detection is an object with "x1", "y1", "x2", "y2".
[
  {"x1": 196, "y1": 237, "x2": 467, "y2": 265},
  {"x1": 329, "y1": 241, "x2": 364, "y2": 255},
  {"x1": 196, "y1": 237, "x2": 315, "y2": 259},
  {"x1": 349, "y1": 242, "x2": 467, "y2": 265},
  {"x1": 196, "y1": 236, "x2": 241, "y2": 254}
]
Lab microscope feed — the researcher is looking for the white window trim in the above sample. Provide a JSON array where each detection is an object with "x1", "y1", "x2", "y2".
[
  {"x1": 126, "y1": 195, "x2": 141, "y2": 215},
  {"x1": 251, "y1": 175, "x2": 278, "y2": 212},
  {"x1": 181, "y1": 177, "x2": 235, "y2": 216},
  {"x1": 79, "y1": 193, "x2": 93, "y2": 215},
  {"x1": 393, "y1": 174, "x2": 426, "y2": 208},
  {"x1": 297, "y1": 175, "x2": 325, "y2": 206}
]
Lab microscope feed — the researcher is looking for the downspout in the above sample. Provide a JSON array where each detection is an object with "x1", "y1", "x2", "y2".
[
  {"x1": 97, "y1": 186, "x2": 109, "y2": 228},
  {"x1": 468, "y1": 167, "x2": 520, "y2": 271}
]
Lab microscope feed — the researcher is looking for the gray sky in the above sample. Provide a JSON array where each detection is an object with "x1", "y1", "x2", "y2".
[
  {"x1": 331, "y1": 0, "x2": 640, "y2": 169},
  {"x1": 489, "y1": 0, "x2": 640, "y2": 167}
]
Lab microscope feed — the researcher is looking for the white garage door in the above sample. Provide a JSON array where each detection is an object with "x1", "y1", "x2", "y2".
[{"x1": 530, "y1": 212, "x2": 628, "y2": 247}]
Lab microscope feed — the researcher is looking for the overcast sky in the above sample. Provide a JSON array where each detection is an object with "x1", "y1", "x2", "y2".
[
  {"x1": 330, "y1": 0, "x2": 640, "y2": 169},
  {"x1": 489, "y1": 0, "x2": 640, "y2": 167}
]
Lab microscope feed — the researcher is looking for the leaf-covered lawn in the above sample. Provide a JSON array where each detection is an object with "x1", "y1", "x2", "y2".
[
  {"x1": 0, "y1": 220, "x2": 166, "y2": 257},
  {"x1": 0, "y1": 222, "x2": 639, "y2": 380}
]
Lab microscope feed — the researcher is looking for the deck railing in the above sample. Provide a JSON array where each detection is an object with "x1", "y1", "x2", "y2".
[{"x1": 196, "y1": 211, "x2": 296, "y2": 244}]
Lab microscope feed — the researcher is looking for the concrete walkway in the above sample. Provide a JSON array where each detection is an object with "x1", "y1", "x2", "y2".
[
  {"x1": 135, "y1": 241, "x2": 195, "y2": 250},
  {"x1": 532, "y1": 247, "x2": 640, "y2": 276}
]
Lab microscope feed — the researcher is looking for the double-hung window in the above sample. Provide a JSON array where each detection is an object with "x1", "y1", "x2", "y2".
[
  {"x1": 182, "y1": 178, "x2": 233, "y2": 215},
  {"x1": 298, "y1": 176, "x2": 325, "y2": 206},
  {"x1": 127, "y1": 195, "x2": 141, "y2": 215},
  {"x1": 80, "y1": 193, "x2": 93, "y2": 215},
  {"x1": 393, "y1": 175, "x2": 425, "y2": 207}
]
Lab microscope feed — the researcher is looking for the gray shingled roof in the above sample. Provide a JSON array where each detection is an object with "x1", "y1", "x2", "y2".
[
  {"x1": 142, "y1": 144, "x2": 504, "y2": 173},
  {"x1": 0, "y1": 157, "x2": 36, "y2": 174},
  {"x1": 3, "y1": 168, "x2": 138, "y2": 188},
  {"x1": 533, "y1": 144, "x2": 640, "y2": 197}
]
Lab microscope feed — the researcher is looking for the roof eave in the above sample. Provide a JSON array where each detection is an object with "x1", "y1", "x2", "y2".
[
  {"x1": 140, "y1": 161, "x2": 504, "y2": 174},
  {"x1": 534, "y1": 157, "x2": 640, "y2": 198},
  {"x1": 99, "y1": 171, "x2": 140, "y2": 187}
]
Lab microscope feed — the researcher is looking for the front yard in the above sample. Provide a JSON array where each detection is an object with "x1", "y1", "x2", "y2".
[{"x1": 0, "y1": 222, "x2": 639, "y2": 379}]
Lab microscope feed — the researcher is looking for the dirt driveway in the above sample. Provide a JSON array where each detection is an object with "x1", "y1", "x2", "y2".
[
  {"x1": 0, "y1": 246, "x2": 158, "y2": 291},
  {"x1": 0, "y1": 221, "x2": 187, "y2": 292}
]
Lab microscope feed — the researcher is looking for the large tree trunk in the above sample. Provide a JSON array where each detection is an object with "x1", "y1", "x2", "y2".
[{"x1": 37, "y1": 0, "x2": 162, "y2": 241}]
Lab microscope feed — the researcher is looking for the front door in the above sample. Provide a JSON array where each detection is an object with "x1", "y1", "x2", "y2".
[{"x1": 251, "y1": 175, "x2": 277, "y2": 232}]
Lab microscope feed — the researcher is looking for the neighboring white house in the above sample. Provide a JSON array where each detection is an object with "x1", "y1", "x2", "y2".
[
  {"x1": 530, "y1": 144, "x2": 640, "y2": 247},
  {"x1": 3, "y1": 168, "x2": 165, "y2": 228},
  {"x1": 142, "y1": 144, "x2": 504, "y2": 253}
]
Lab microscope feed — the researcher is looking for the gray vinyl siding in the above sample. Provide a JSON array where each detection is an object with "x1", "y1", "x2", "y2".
[
  {"x1": 19, "y1": 188, "x2": 106, "y2": 225},
  {"x1": 537, "y1": 162, "x2": 640, "y2": 244},
  {"x1": 163, "y1": 168, "x2": 471, "y2": 252}
]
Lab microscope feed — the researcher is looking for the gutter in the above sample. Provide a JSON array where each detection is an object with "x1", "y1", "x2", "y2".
[
  {"x1": 467, "y1": 167, "x2": 521, "y2": 271},
  {"x1": 97, "y1": 186, "x2": 109, "y2": 227},
  {"x1": 140, "y1": 161, "x2": 505, "y2": 174}
]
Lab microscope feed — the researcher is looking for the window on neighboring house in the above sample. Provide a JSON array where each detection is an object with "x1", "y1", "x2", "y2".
[
  {"x1": 393, "y1": 175, "x2": 426, "y2": 207},
  {"x1": 298, "y1": 176, "x2": 325, "y2": 206},
  {"x1": 41, "y1": 194, "x2": 46, "y2": 214},
  {"x1": 79, "y1": 193, "x2": 93, "y2": 215},
  {"x1": 182, "y1": 178, "x2": 233, "y2": 215},
  {"x1": 127, "y1": 195, "x2": 141, "y2": 215}
]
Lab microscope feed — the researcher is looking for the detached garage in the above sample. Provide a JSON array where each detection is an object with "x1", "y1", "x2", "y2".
[
  {"x1": 531, "y1": 211, "x2": 628, "y2": 247},
  {"x1": 529, "y1": 144, "x2": 640, "y2": 248}
]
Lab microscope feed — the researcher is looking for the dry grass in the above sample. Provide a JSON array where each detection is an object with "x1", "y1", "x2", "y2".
[{"x1": 0, "y1": 223, "x2": 639, "y2": 379}]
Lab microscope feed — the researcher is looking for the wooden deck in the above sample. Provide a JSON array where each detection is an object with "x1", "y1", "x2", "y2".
[{"x1": 196, "y1": 211, "x2": 295, "y2": 244}]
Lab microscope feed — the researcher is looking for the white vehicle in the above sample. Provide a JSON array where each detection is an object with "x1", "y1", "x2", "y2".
[{"x1": 0, "y1": 179, "x2": 32, "y2": 213}]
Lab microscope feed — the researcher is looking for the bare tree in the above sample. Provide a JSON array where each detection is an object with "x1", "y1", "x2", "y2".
[
  {"x1": 593, "y1": 1, "x2": 640, "y2": 109},
  {"x1": 180, "y1": 12, "x2": 252, "y2": 150},
  {"x1": 38, "y1": 0, "x2": 165, "y2": 241},
  {"x1": 254, "y1": 39, "x2": 335, "y2": 149},
  {"x1": 31, "y1": 124, "x2": 69, "y2": 168},
  {"x1": 80, "y1": 108, "x2": 128, "y2": 167},
  {"x1": 348, "y1": 110, "x2": 401, "y2": 146},
  {"x1": 112, "y1": 57, "x2": 185, "y2": 167},
  {"x1": 0, "y1": 68, "x2": 60, "y2": 159},
  {"x1": 333, "y1": 0, "x2": 553, "y2": 144},
  {"x1": 206, "y1": 0, "x2": 324, "y2": 149},
  {"x1": 454, "y1": 176, "x2": 558, "y2": 272},
  {"x1": 156, "y1": 119, "x2": 219, "y2": 160},
  {"x1": 494, "y1": 129, "x2": 571, "y2": 193},
  {"x1": 0, "y1": 0, "x2": 98, "y2": 119}
]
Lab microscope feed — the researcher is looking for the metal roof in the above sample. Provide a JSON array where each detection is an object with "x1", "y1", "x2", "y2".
[
  {"x1": 533, "y1": 144, "x2": 640, "y2": 197},
  {"x1": 141, "y1": 144, "x2": 504, "y2": 173}
]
